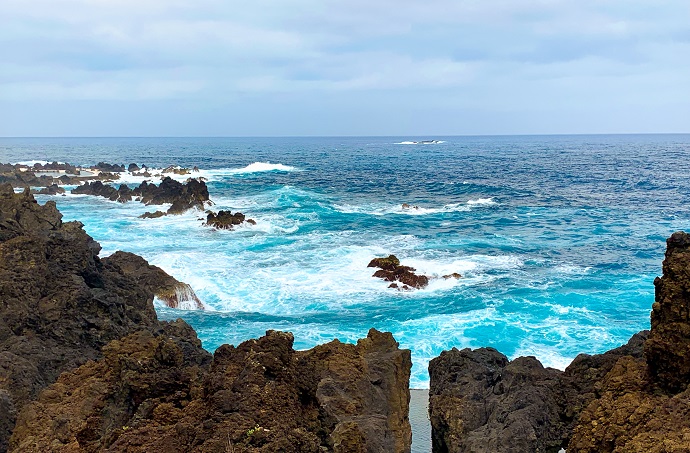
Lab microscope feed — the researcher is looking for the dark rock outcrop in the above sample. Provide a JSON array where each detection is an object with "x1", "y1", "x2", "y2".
[
  {"x1": 368, "y1": 255, "x2": 429, "y2": 289},
  {"x1": 1, "y1": 185, "x2": 411, "y2": 452},
  {"x1": 94, "y1": 162, "x2": 125, "y2": 173},
  {"x1": 105, "y1": 251, "x2": 204, "y2": 310},
  {"x1": 568, "y1": 231, "x2": 690, "y2": 452},
  {"x1": 430, "y1": 232, "x2": 690, "y2": 453},
  {"x1": 72, "y1": 177, "x2": 210, "y2": 214},
  {"x1": 127, "y1": 163, "x2": 140, "y2": 172},
  {"x1": 132, "y1": 177, "x2": 210, "y2": 214},
  {"x1": 31, "y1": 184, "x2": 65, "y2": 195},
  {"x1": 205, "y1": 210, "x2": 256, "y2": 229},
  {"x1": 645, "y1": 231, "x2": 690, "y2": 392},
  {"x1": 428, "y1": 333, "x2": 649, "y2": 453},
  {"x1": 0, "y1": 184, "x2": 160, "y2": 451},
  {"x1": 10, "y1": 329, "x2": 411, "y2": 453},
  {"x1": 72, "y1": 181, "x2": 126, "y2": 202}
]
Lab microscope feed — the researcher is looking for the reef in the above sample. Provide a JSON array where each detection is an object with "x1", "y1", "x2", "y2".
[
  {"x1": 368, "y1": 255, "x2": 430, "y2": 290},
  {"x1": 0, "y1": 185, "x2": 412, "y2": 453},
  {"x1": 429, "y1": 231, "x2": 690, "y2": 453}
]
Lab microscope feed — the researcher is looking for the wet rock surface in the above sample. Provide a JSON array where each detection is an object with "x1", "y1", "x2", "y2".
[
  {"x1": 105, "y1": 251, "x2": 204, "y2": 310},
  {"x1": 205, "y1": 210, "x2": 256, "y2": 229},
  {"x1": 71, "y1": 177, "x2": 210, "y2": 214},
  {"x1": 368, "y1": 255, "x2": 430, "y2": 289}
]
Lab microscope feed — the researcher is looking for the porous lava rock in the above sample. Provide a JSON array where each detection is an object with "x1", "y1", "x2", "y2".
[
  {"x1": 94, "y1": 162, "x2": 125, "y2": 173},
  {"x1": 205, "y1": 210, "x2": 256, "y2": 229},
  {"x1": 428, "y1": 332, "x2": 649, "y2": 453},
  {"x1": 105, "y1": 251, "x2": 204, "y2": 310},
  {"x1": 429, "y1": 231, "x2": 690, "y2": 453},
  {"x1": 568, "y1": 231, "x2": 690, "y2": 452},
  {"x1": 0, "y1": 183, "x2": 412, "y2": 453},
  {"x1": 132, "y1": 177, "x2": 210, "y2": 214},
  {"x1": 72, "y1": 181, "x2": 127, "y2": 202},
  {"x1": 31, "y1": 184, "x2": 65, "y2": 195},
  {"x1": 368, "y1": 255, "x2": 429, "y2": 289},
  {"x1": 0, "y1": 184, "x2": 160, "y2": 451},
  {"x1": 72, "y1": 177, "x2": 210, "y2": 214},
  {"x1": 10, "y1": 329, "x2": 412, "y2": 453}
]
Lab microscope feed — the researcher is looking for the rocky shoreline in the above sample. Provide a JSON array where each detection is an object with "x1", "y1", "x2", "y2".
[{"x1": 2, "y1": 168, "x2": 690, "y2": 452}]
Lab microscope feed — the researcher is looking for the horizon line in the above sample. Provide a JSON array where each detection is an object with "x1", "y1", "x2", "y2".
[{"x1": 1, "y1": 132, "x2": 689, "y2": 139}]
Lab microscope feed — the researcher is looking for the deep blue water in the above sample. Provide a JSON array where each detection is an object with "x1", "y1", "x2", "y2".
[{"x1": 2, "y1": 135, "x2": 689, "y2": 389}]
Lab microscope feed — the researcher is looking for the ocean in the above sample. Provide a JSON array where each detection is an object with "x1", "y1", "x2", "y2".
[{"x1": 2, "y1": 135, "x2": 689, "y2": 391}]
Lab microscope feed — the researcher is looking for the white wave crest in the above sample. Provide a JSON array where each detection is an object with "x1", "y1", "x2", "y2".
[
  {"x1": 225, "y1": 162, "x2": 296, "y2": 174},
  {"x1": 334, "y1": 198, "x2": 496, "y2": 216}
]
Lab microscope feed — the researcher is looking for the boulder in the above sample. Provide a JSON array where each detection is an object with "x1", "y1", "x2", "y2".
[
  {"x1": 368, "y1": 255, "x2": 429, "y2": 289},
  {"x1": 205, "y1": 210, "x2": 255, "y2": 229}
]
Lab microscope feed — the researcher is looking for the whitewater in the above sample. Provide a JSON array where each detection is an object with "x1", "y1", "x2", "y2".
[{"x1": 2, "y1": 135, "x2": 689, "y2": 388}]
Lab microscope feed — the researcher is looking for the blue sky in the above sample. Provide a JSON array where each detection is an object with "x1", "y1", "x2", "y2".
[{"x1": 1, "y1": 0, "x2": 689, "y2": 136}]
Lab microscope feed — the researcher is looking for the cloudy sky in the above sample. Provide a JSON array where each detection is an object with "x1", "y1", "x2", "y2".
[{"x1": 1, "y1": 0, "x2": 688, "y2": 136}]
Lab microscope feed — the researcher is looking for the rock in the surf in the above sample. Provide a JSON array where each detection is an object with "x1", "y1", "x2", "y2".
[
  {"x1": 368, "y1": 254, "x2": 430, "y2": 289},
  {"x1": 204, "y1": 210, "x2": 255, "y2": 229}
]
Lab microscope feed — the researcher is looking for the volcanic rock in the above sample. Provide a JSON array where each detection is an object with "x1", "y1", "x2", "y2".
[
  {"x1": 31, "y1": 184, "x2": 65, "y2": 195},
  {"x1": 10, "y1": 329, "x2": 411, "y2": 453},
  {"x1": 105, "y1": 251, "x2": 204, "y2": 310},
  {"x1": 94, "y1": 162, "x2": 125, "y2": 172},
  {"x1": 72, "y1": 180, "x2": 121, "y2": 201},
  {"x1": 567, "y1": 231, "x2": 690, "y2": 451},
  {"x1": 0, "y1": 183, "x2": 412, "y2": 453},
  {"x1": 368, "y1": 255, "x2": 429, "y2": 289},
  {"x1": 204, "y1": 210, "x2": 255, "y2": 229},
  {"x1": 132, "y1": 177, "x2": 210, "y2": 214},
  {"x1": 127, "y1": 163, "x2": 140, "y2": 172},
  {"x1": 0, "y1": 184, "x2": 159, "y2": 451}
]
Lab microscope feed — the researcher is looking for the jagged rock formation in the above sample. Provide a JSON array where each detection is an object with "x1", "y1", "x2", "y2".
[
  {"x1": 72, "y1": 177, "x2": 210, "y2": 215},
  {"x1": 132, "y1": 177, "x2": 210, "y2": 214},
  {"x1": 0, "y1": 185, "x2": 411, "y2": 452},
  {"x1": 94, "y1": 162, "x2": 125, "y2": 173},
  {"x1": 10, "y1": 328, "x2": 411, "y2": 453},
  {"x1": 368, "y1": 255, "x2": 430, "y2": 289},
  {"x1": 430, "y1": 231, "x2": 690, "y2": 453},
  {"x1": 106, "y1": 251, "x2": 204, "y2": 310},
  {"x1": 0, "y1": 184, "x2": 159, "y2": 452},
  {"x1": 568, "y1": 231, "x2": 690, "y2": 452},
  {"x1": 205, "y1": 210, "x2": 256, "y2": 229},
  {"x1": 31, "y1": 184, "x2": 65, "y2": 195},
  {"x1": 72, "y1": 181, "x2": 131, "y2": 202}
]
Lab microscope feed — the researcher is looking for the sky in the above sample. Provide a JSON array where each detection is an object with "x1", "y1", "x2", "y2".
[{"x1": 1, "y1": 0, "x2": 689, "y2": 136}]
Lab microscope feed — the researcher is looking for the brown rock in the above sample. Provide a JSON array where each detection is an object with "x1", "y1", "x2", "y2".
[
  {"x1": 368, "y1": 255, "x2": 430, "y2": 289},
  {"x1": 10, "y1": 329, "x2": 412, "y2": 453}
]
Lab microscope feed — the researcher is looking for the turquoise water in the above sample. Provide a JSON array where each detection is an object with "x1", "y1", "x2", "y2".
[{"x1": 2, "y1": 135, "x2": 689, "y2": 388}]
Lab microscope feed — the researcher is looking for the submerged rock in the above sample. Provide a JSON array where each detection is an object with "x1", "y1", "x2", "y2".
[{"x1": 368, "y1": 255, "x2": 430, "y2": 289}]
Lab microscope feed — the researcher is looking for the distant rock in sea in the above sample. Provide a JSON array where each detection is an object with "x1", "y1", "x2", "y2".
[{"x1": 368, "y1": 254, "x2": 430, "y2": 289}]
